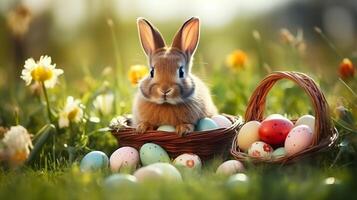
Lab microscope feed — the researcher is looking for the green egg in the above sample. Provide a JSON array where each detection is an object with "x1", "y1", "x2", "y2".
[
  {"x1": 272, "y1": 147, "x2": 286, "y2": 159},
  {"x1": 140, "y1": 143, "x2": 170, "y2": 166}
]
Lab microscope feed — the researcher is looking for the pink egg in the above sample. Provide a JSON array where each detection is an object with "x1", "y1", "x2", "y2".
[
  {"x1": 284, "y1": 125, "x2": 313, "y2": 155},
  {"x1": 211, "y1": 115, "x2": 232, "y2": 128},
  {"x1": 248, "y1": 141, "x2": 273, "y2": 159},
  {"x1": 110, "y1": 146, "x2": 139, "y2": 172}
]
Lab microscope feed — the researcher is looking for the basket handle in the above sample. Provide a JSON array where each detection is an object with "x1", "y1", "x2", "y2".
[{"x1": 244, "y1": 71, "x2": 332, "y2": 145}]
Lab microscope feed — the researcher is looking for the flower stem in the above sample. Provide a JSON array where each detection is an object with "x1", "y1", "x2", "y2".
[{"x1": 41, "y1": 82, "x2": 53, "y2": 123}]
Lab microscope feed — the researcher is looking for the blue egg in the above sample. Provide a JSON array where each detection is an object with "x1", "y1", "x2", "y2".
[
  {"x1": 195, "y1": 118, "x2": 219, "y2": 131},
  {"x1": 80, "y1": 151, "x2": 109, "y2": 172},
  {"x1": 104, "y1": 174, "x2": 137, "y2": 188},
  {"x1": 226, "y1": 173, "x2": 249, "y2": 189},
  {"x1": 157, "y1": 125, "x2": 176, "y2": 132}
]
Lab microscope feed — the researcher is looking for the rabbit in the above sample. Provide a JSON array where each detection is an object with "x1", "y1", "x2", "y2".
[{"x1": 133, "y1": 17, "x2": 218, "y2": 136}]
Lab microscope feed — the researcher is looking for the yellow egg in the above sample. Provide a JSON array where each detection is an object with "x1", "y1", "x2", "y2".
[{"x1": 237, "y1": 121, "x2": 261, "y2": 151}]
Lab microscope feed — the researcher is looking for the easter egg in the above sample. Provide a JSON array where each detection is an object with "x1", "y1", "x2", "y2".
[
  {"x1": 237, "y1": 121, "x2": 261, "y2": 151},
  {"x1": 109, "y1": 146, "x2": 139, "y2": 172},
  {"x1": 225, "y1": 173, "x2": 249, "y2": 193},
  {"x1": 133, "y1": 166, "x2": 163, "y2": 182},
  {"x1": 173, "y1": 153, "x2": 202, "y2": 170},
  {"x1": 103, "y1": 174, "x2": 137, "y2": 188},
  {"x1": 157, "y1": 125, "x2": 176, "y2": 132},
  {"x1": 285, "y1": 125, "x2": 313, "y2": 155},
  {"x1": 195, "y1": 118, "x2": 219, "y2": 131},
  {"x1": 295, "y1": 115, "x2": 315, "y2": 133},
  {"x1": 265, "y1": 114, "x2": 285, "y2": 120},
  {"x1": 80, "y1": 151, "x2": 109, "y2": 172},
  {"x1": 216, "y1": 160, "x2": 245, "y2": 175},
  {"x1": 259, "y1": 118, "x2": 294, "y2": 146},
  {"x1": 139, "y1": 143, "x2": 170, "y2": 166},
  {"x1": 248, "y1": 141, "x2": 273, "y2": 159},
  {"x1": 272, "y1": 147, "x2": 286, "y2": 159},
  {"x1": 211, "y1": 115, "x2": 232, "y2": 128},
  {"x1": 147, "y1": 163, "x2": 182, "y2": 181}
]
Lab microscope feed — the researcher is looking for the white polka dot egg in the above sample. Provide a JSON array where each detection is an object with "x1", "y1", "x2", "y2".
[{"x1": 248, "y1": 141, "x2": 273, "y2": 159}]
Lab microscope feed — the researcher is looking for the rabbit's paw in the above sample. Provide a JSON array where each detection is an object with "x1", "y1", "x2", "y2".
[
  {"x1": 136, "y1": 122, "x2": 154, "y2": 134},
  {"x1": 176, "y1": 124, "x2": 195, "y2": 137}
]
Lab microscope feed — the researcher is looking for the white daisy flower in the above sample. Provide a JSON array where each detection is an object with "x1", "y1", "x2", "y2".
[
  {"x1": 2, "y1": 125, "x2": 33, "y2": 164},
  {"x1": 93, "y1": 93, "x2": 114, "y2": 115},
  {"x1": 58, "y1": 96, "x2": 84, "y2": 128},
  {"x1": 21, "y1": 55, "x2": 63, "y2": 88}
]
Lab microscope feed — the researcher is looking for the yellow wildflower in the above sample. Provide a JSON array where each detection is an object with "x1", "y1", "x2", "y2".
[
  {"x1": 226, "y1": 50, "x2": 248, "y2": 70},
  {"x1": 128, "y1": 65, "x2": 148, "y2": 85}
]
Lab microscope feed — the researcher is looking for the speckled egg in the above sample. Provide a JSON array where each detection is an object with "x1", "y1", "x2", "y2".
[
  {"x1": 216, "y1": 160, "x2": 245, "y2": 175},
  {"x1": 272, "y1": 147, "x2": 286, "y2": 159},
  {"x1": 248, "y1": 141, "x2": 273, "y2": 159},
  {"x1": 109, "y1": 147, "x2": 139, "y2": 172},
  {"x1": 80, "y1": 151, "x2": 109, "y2": 172},
  {"x1": 133, "y1": 166, "x2": 163, "y2": 182},
  {"x1": 173, "y1": 153, "x2": 202, "y2": 170},
  {"x1": 195, "y1": 118, "x2": 219, "y2": 131},
  {"x1": 103, "y1": 174, "x2": 137, "y2": 188},
  {"x1": 147, "y1": 163, "x2": 182, "y2": 181},
  {"x1": 157, "y1": 125, "x2": 176, "y2": 132},
  {"x1": 259, "y1": 118, "x2": 294, "y2": 146},
  {"x1": 237, "y1": 121, "x2": 261, "y2": 151},
  {"x1": 295, "y1": 115, "x2": 315, "y2": 133},
  {"x1": 139, "y1": 143, "x2": 170, "y2": 166},
  {"x1": 211, "y1": 115, "x2": 232, "y2": 128},
  {"x1": 285, "y1": 125, "x2": 313, "y2": 155}
]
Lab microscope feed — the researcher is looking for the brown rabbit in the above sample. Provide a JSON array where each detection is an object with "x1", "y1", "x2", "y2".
[{"x1": 133, "y1": 17, "x2": 218, "y2": 136}]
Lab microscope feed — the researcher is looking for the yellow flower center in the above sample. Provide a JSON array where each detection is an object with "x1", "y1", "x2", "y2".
[
  {"x1": 68, "y1": 107, "x2": 80, "y2": 121},
  {"x1": 31, "y1": 66, "x2": 53, "y2": 82}
]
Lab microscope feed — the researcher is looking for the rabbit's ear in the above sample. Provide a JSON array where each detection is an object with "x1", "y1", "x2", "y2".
[
  {"x1": 137, "y1": 18, "x2": 166, "y2": 56},
  {"x1": 172, "y1": 17, "x2": 200, "y2": 57}
]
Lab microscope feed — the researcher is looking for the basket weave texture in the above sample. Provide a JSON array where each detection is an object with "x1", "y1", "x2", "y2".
[
  {"x1": 231, "y1": 71, "x2": 339, "y2": 163},
  {"x1": 111, "y1": 114, "x2": 243, "y2": 160}
]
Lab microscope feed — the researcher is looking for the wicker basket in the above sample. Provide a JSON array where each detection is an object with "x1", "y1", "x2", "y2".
[
  {"x1": 231, "y1": 71, "x2": 339, "y2": 164},
  {"x1": 110, "y1": 114, "x2": 243, "y2": 161}
]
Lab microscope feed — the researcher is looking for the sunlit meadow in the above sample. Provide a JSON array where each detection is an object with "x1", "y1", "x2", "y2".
[{"x1": 0, "y1": 0, "x2": 357, "y2": 199}]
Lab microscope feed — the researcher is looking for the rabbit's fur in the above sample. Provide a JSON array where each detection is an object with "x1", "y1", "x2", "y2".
[{"x1": 133, "y1": 17, "x2": 217, "y2": 136}]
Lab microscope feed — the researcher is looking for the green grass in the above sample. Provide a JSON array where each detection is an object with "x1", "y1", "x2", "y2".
[{"x1": 0, "y1": 159, "x2": 356, "y2": 200}]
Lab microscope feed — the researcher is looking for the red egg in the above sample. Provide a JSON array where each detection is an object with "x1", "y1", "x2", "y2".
[{"x1": 258, "y1": 118, "x2": 294, "y2": 146}]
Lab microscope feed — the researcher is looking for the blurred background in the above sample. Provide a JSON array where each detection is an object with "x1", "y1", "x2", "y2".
[{"x1": 0, "y1": 0, "x2": 356, "y2": 153}]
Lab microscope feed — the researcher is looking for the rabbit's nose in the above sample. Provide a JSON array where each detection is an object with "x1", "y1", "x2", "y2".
[{"x1": 159, "y1": 87, "x2": 173, "y2": 95}]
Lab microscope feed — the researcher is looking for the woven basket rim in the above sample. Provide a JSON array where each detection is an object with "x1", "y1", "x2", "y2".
[
  {"x1": 111, "y1": 114, "x2": 244, "y2": 160},
  {"x1": 231, "y1": 71, "x2": 339, "y2": 164}
]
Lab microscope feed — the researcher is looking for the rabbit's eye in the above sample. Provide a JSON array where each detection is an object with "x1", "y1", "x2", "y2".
[
  {"x1": 179, "y1": 66, "x2": 184, "y2": 78},
  {"x1": 150, "y1": 67, "x2": 154, "y2": 78}
]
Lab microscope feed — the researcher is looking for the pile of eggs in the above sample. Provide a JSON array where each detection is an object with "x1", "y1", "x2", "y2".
[
  {"x1": 237, "y1": 114, "x2": 315, "y2": 159},
  {"x1": 80, "y1": 142, "x2": 248, "y2": 186},
  {"x1": 79, "y1": 142, "x2": 205, "y2": 185},
  {"x1": 157, "y1": 114, "x2": 233, "y2": 132}
]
